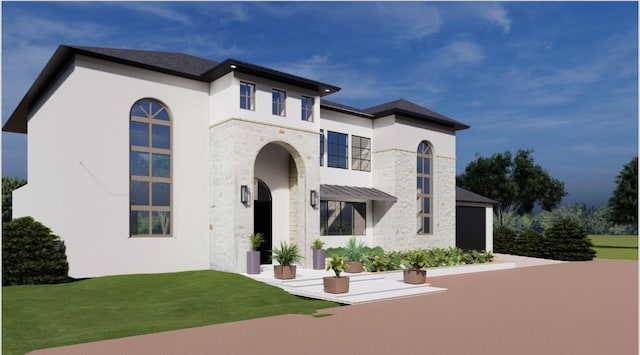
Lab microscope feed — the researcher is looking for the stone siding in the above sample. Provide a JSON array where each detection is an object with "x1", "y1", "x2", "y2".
[
  {"x1": 209, "y1": 118, "x2": 320, "y2": 272},
  {"x1": 373, "y1": 149, "x2": 456, "y2": 251}
]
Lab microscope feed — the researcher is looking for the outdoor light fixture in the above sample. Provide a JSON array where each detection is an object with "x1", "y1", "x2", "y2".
[
  {"x1": 230, "y1": 64, "x2": 237, "y2": 69},
  {"x1": 310, "y1": 190, "x2": 318, "y2": 207},
  {"x1": 241, "y1": 185, "x2": 251, "y2": 204}
]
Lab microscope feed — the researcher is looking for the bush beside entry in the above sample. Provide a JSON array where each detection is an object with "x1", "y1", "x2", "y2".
[{"x1": 2, "y1": 216, "x2": 70, "y2": 285}]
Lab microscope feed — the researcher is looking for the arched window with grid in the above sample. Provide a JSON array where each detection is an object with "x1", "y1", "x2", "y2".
[
  {"x1": 129, "y1": 98, "x2": 172, "y2": 237},
  {"x1": 417, "y1": 141, "x2": 433, "y2": 234}
]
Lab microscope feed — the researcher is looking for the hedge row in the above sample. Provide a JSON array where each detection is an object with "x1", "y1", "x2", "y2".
[
  {"x1": 494, "y1": 218, "x2": 596, "y2": 261},
  {"x1": 327, "y1": 245, "x2": 494, "y2": 272}
]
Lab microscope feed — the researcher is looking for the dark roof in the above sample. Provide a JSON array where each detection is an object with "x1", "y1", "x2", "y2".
[
  {"x1": 320, "y1": 99, "x2": 373, "y2": 118},
  {"x1": 72, "y1": 45, "x2": 220, "y2": 77},
  {"x1": 364, "y1": 99, "x2": 469, "y2": 131},
  {"x1": 456, "y1": 187, "x2": 496, "y2": 205},
  {"x1": 320, "y1": 184, "x2": 397, "y2": 202},
  {"x1": 3, "y1": 45, "x2": 341, "y2": 133}
]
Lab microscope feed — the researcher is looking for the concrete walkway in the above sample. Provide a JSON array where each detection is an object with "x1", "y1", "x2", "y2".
[
  {"x1": 245, "y1": 258, "x2": 520, "y2": 304},
  {"x1": 30, "y1": 258, "x2": 638, "y2": 355},
  {"x1": 243, "y1": 253, "x2": 564, "y2": 304}
]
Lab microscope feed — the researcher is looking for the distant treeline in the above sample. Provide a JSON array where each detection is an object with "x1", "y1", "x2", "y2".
[{"x1": 497, "y1": 203, "x2": 637, "y2": 235}]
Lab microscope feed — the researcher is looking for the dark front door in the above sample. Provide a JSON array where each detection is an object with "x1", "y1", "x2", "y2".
[
  {"x1": 254, "y1": 179, "x2": 272, "y2": 264},
  {"x1": 456, "y1": 206, "x2": 486, "y2": 251}
]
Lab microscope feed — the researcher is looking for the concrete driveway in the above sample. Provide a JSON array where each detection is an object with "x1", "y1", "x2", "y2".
[{"x1": 31, "y1": 259, "x2": 637, "y2": 355}]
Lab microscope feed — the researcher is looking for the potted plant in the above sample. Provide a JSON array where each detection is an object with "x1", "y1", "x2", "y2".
[
  {"x1": 324, "y1": 254, "x2": 350, "y2": 294},
  {"x1": 344, "y1": 237, "x2": 365, "y2": 273},
  {"x1": 311, "y1": 239, "x2": 326, "y2": 270},
  {"x1": 246, "y1": 232, "x2": 264, "y2": 274},
  {"x1": 402, "y1": 248, "x2": 429, "y2": 284},
  {"x1": 272, "y1": 241, "x2": 302, "y2": 279}
]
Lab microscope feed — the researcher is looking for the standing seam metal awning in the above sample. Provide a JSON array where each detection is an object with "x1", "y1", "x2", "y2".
[{"x1": 320, "y1": 184, "x2": 397, "y2": 202}]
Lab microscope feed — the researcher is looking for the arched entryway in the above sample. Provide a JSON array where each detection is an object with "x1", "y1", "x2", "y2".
[
  {"x1": 253, "y1": 179, "x2": 272, "y2": 264},
  {"x1": 253, "y1": 142, "x2": 304, "y2": 265}
]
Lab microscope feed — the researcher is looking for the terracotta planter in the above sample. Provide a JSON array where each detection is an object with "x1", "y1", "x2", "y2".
[
  {"x1": 246, "y1": 250, "x2": 261, "y2": 274},
  {"x1": 312, "y1": 249, "x2": 326, "y2": 270},
  {"x1": 345, "y1": 260, "x2": 363, "y2": 273},
  {"x1": 274, "y1": 265, "x2": 297, "y2": 280},
  {"x1": 323, "y1": 276, "x2": 350, "y2": 294},
  {"x1": 403, "y1": 269, "x2": 427, "y2": 284}
]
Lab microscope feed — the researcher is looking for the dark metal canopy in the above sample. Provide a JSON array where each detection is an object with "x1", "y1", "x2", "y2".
[{"x1": 320, "y1": 184, "x2": 397, "y2": 202}]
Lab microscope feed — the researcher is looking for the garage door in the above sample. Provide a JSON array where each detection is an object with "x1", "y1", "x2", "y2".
[{"x1": 456, "y1": 206, "x2": 486, "y2": 251}]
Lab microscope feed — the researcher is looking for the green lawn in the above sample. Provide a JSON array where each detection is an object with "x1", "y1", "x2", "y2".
[
  {"x1": 2, "y1": 270, "x2": 338, "y2": 355},
  {"x1": 589, "y1": 235, "x2": 638, "y2": 260}
]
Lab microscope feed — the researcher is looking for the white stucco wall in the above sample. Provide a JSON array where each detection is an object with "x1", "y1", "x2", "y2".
[
  {"x1": 13, "y1": 56, "x2": 211, "y2": 278},
  {"x1": 211, "y1": 72, "x2": 321, "y2": 133}
]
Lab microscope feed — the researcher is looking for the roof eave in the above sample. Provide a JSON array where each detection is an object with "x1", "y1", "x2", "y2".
[
  {"x1": 205, "y1": 59, "x2": 341, "y2": 97},
  {"x1": 379, "y1": 108, "x2": 470, "y2": 131},
  {"x1": 320, "y1": 103, "x2": 373, "y2": 119}
]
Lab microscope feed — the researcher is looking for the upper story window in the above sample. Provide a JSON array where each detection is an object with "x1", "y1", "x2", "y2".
[
  {"x1": 417, "y1": 141, "x2": 433, "y2": 235},
  {"x1": 272, "y1": 89, "x2": 286, "y2": 116},
  {"x1": 301, "y1": 96, "x2": 314, "y2": 121},
  {"x1": 130, "y1": 98, "x2": 172, "y2": 237},
  {"x1": 327, "y1": 131, "x2": 348, "y2": 169},
  {"x1": 240, "y1": 82, "x2": 255, "y2": 111},
  {"x1": 320, "y1": 129, "x2": 325, "y2": 166},
  {"x1": 352, "y1": 136, "x2": 371, "y2": 172}
]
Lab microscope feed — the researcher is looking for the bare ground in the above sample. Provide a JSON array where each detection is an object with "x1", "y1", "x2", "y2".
[{"x1": 30, "y1": 259, "x2": 638, "y2": 355}]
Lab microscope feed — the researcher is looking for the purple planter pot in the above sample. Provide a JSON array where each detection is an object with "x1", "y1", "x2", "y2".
[
  {"x1": 246, "y1": 250, "x2": 261, "y2": 274},
  {"x1": 312, "y1": 249, "x2": 326, "y2": 270}
]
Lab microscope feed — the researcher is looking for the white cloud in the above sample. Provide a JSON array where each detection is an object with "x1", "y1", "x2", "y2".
[
  {"x1": 571, "y1": 144, "x2": 638, "y2": 155},
  {"x1": 4, "y1": 14, "x2": 110, "y2": 42},
  {"x1": 475, "y1": 3, "x2": 512, "y2": 33},
  {"x1": 439, "y1": 41, "x2": 485, "y2": 66},
  {"x1": 375, "y1": 2, "x2": 442, "y2": 39},
  {"x1": 116, "y1": 3, "x2": 191, "y2": 23}
]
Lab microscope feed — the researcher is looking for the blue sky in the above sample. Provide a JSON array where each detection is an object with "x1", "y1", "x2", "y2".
[{"x1": 2, "y1": 2, "x2": 637, "y2": 207}]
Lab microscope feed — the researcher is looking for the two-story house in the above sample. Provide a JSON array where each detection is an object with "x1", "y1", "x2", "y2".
[{"x1": 3, "y1": 45, "x2": 493, "y2": 278}]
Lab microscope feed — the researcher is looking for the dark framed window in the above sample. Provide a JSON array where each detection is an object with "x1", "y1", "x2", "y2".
[
  {"x1": 240, "y1": 82, "x2": 255, "y2": 110},
  {"x1": 320, "y1": 129, "x2": 325, "y2": 166},
  {"x1": 352, "y1": 135, "x2": 371, "y2": 171},
  {"x1": 327, "y1": 131, "x2": 348, "y2": 169},
  {"x1": 272, "y1": 89, "x2": 286, "y2": 116},
  {"x1": 417, "y1": 141, "x2": 433, "y2": 234},
  {"x1": 320, "y1": 200, "x2": 366, "y2": 235},
  {"x1": 130, "y1": 98, "x2": 172, "y2": 237},
  {"x1": 301, "y1": 95, "x2": 314, "y2": 121}
]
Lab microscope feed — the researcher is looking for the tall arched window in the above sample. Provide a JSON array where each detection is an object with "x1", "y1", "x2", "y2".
[
  {"x1": 417, "y1": 141, "x2": 432, "y2": 234},
  {"x1": 130, "y1": 99, "x2": 172, "y2": 237}
]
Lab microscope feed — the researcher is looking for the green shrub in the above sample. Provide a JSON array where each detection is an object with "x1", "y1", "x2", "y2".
[
  {"x1": 462, "y1": 250, "x2": 494, "y2": 264},
  {"x1": 514, "y1": 229, "x2": 546, "y2": 258},
  {"x1": 544, "y1": 218, "x2": 596, "y2": 261},
  {"x1": 2, "y1": 216, "x2": 70, "y2": 285},
  {"x1": 494, "y1": 226, "x2": 517, "y2": 253}
]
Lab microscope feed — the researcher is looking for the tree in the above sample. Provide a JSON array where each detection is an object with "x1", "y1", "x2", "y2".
[
  {"x1": 2, "y1": 176, "x2": 26, "y2": 223},
  {"x1": 609, "y1": 156, "x2": 637, "y2": 225},
  {"x1": 457, "y1": 149, "x2": 566, "y2": 226}
]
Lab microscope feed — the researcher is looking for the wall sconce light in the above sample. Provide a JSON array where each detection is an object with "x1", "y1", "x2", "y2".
[
  {"x1": 241, "y1": 185, "x2": 251, "y2": 204},
  {"x1": 310, "y1": 190, "x2": 318, "y2": 208}
]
